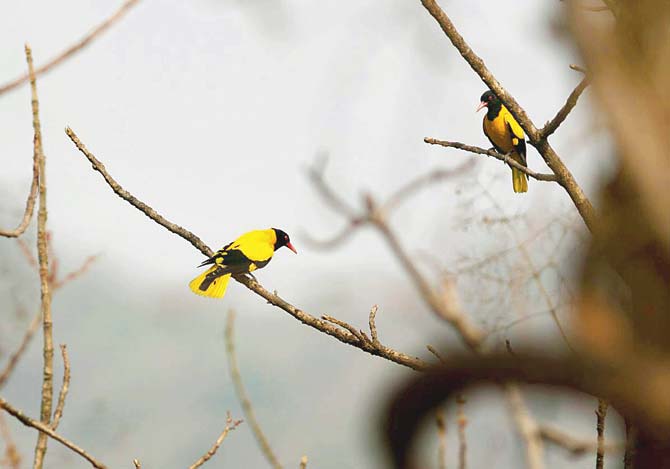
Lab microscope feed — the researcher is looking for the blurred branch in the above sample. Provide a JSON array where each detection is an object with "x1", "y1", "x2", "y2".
[
  {"x1": 596, "y1": 399, "x2": 608, "y2": 469},
  {"x1": 540, "y1": 76, "x2": 591, "y2": 138},
  {"x1": 457, "y1": 397, "x2": 467, "y2": 469},
  {"x1": 624, "y1": 419, "x2": 636, "y2": 469},
  {"x1": 133, "y1": 459, "x2": 141, "y2": 469},
  {"x1": 0, "y1": 310, "x2": 41, "y2": 389},
  {"x1": 187, "y1": 411, "x2": 242, "y2": 469},
  {"x1": 423, "y1": 139, "x2": 558, "y2": 182},
  {"x1": 0, "y1": 397, "x2": 106, "y2": 469},
  {"x1": 539, "y1": 425, "x2": 623, "y2": 456},
  {"x1": 299, "y1": 456, "x2": 308, "y2": 469},
  {"x1": 51, "y1": 345, "x2": 70, "y2": 430},
  {"x1": 0, "y1": 413, "x2": 21, "y2": 469},
  {"x1": 436, "y1": 409, "x2": 446, "y2": 469},
  {"x1": 0, "y1": 0, "x2": 142, "y2": 96},
  {"x1": 506, "y1": 385, "x2": 545, "y2": 469},
  {"x1": 419, "y1": 0, "x2": 596, "y2": 231},
  {"x1": 225, "y1": 311, "x2": 283, "y2": 469},
  {"x1": 25, "y1": 43, "x2": 54, "y2": 469}
]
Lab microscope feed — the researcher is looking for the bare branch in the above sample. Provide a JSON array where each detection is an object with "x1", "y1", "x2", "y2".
[
  {"x1": 0, "y1": 413, "x2": 21, "y2": 469},
  {"x1": 0, "y1": 0, "x2": 142, "y2": 96},
  {"x1": 133, "y1": 459, "x2": 141, "y2": 469},
  {"x1": 51, "y1": 345, "x2": 71, "y2": 430},
  {"x1": 436, "y1": 409, "x2": 447, "y2": 469},
  {"x1": 322, "y1": 315, "x2": 369, "y2": 346},
  {"x1": 540, "y1": 77, "x2": 591, "y2": 138},
  {"x1": 66, "y1": 128, "x2": 427, "y2": 371},
  {"x1": 0, "y1": 309, "x2": 41, "y2": 388},
  {"x1": 225, "y1": 311, "x2": 283, "y2": 469},
  {"x1": 368, "y1": 305, "x2": 380, "y2": 346},
  {"x1": 0, "y1": 397, "x2": 106, "y2": 469},
  {"x1": 457, "y1": 396, "x2": 467, "y2": 469},
  {"x1": 569, "y1": 64, "x2": 588, "y2": 74},
  {"x1": 0, "y1": 146, "x2": 38, "y2": 238},
  {"x1": 188, "y1": 411, "x2": 242, "y2": 469},
  {"x1": 539, "y1": 425, "x2": 623, "y2": 456},
  {"x1": 419, "y1": 0, "x2": 596, "y2": 231},
  {"x1": 423, "y1": 139, "x2": 558, "y2": 182},
  {"x1": 505, "y1": 384, "x2": 545, "y2": 469},
  {"x1": 596, "y1": 399, "x2": 608, "y2": 469},
  {"x1": 24, "y1": 43, "x2": 54, "y2": 469}
]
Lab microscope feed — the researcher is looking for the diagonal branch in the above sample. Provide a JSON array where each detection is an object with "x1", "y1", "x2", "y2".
[
  {"x1": 65, "y1": 127, "x2": 427, "y2": 371},
  {"x1": 424, "y1": 139, "x2": 558, "y2": 182},
  {"x1": 419, "y1": 0, "x2": 596, "y2": 231},
  {"x1": 187, "y1": 411, "x2": 242, "y2": 469},
  {"x1": 0, "y1": 0, "x2": 142, "y2": 97},
  {"x1": 225, "y1": 311, "x2": 283, "y2": 469},
  {"x1": 51, "y1": 345, "x2": 71, "y2": 430},
  {"x1": 0, "y1": 397, "x2": 106, "y2": 469},
  {"x1": 540, "y1": 76, "x2": 591, "y2": 139}
]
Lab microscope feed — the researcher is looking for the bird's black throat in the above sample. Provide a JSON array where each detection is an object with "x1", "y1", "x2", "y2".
[{"x1": 486, "y1": 100, "x2": 502, "y2": 121}]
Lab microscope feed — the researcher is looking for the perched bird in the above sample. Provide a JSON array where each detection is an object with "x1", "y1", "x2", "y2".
[
  {"x1": 189, "y1": 228, "x2": 297, "y2": 299},
  {"x1": 477, "y1": 90, "x2": 529, "y2": 193}
]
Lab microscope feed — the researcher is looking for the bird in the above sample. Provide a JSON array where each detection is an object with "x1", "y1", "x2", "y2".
[
  {"x1": 477, "y1": 90, "x2": 529, "y2": 193},
  {"x1": 189, "y1": 228, "x2": 297, "y2": 299}
]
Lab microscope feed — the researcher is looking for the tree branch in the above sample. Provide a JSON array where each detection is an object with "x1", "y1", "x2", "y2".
[
  {"x1": 51, "y1": 345, "x2": 70, "y2": 430},
  {"x1": 25, "y1": 43, "x2": 54, "y2": 469},
  {"x1": 418, "y1": 0, "x2": 596, "y2": 231},
  {"x1": 187, "y1": 411, "x2": 242, "y2": 469},
  {"x1": 0, "y1": 397, "x2": 106, "y2": 469},
  {"x1": 225, "y1": 311, "x2": 283, "y2": 469},
  {"x1": 0, "y1": 0, "x2": 142, "y2": 97},
  {"x1": 540, "y1": 76, "x2": 590, "y2": 138},
  {"x1": 423, "y1": 139, "x2": 558, "y2": 182}
]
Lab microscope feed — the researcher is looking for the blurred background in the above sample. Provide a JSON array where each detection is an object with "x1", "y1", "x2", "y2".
[{"x1": 0, "y1": 1, "x2": 621, "y2": 467}]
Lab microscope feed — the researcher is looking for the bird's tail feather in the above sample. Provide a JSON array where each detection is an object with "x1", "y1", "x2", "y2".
[
  {"x1": 189, "y1": 267, "x2": 231, "y2": 298},
  {"x1": 512, "y1": 167, "x2": 528, "y2": 193}
]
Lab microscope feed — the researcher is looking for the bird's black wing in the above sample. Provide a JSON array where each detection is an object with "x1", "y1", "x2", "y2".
[{"x1": 197, "y1": 242, "x2": 233, "y2": 267}]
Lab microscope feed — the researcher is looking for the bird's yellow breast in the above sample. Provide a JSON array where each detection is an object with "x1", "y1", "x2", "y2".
[
  {"x1": 483, "y1": 111, "x2": 516, "y2": 154},
  {"x1": 229, "y1": 229, "x2": 276, "y2": 263}
]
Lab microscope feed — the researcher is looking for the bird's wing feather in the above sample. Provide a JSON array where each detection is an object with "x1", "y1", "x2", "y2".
[{"x1": 503, "y1": 111, "x2": 527, "y2": 165}]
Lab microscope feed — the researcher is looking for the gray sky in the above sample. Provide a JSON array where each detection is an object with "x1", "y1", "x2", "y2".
[{"x1": 1, "y1": 1, "x2": 620, "y2": 468}]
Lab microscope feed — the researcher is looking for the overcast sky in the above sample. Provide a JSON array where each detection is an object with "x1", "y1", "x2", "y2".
[{"x1": 0, "y1": 1, "x2": 620, "y2": 468}]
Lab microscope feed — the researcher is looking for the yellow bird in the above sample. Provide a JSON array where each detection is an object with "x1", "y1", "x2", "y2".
[
  {"x1": 189, "y1": 228, "x2": 297, "y2": 299},
  {"x1": 477, "y1": 90, "x2": 529, "y2": 193}
]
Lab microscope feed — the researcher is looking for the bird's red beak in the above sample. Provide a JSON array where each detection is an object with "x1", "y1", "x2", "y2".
[
  {"x1": 476, "y1": 101, "x2": 487, "y2": 112},
  {"x1": 286, "y1": 242, "x2": 297, "y2": 254}
]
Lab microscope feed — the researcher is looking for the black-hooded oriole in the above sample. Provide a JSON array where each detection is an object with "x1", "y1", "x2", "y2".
[
  {"x1": 477, "y1": 90, "x2": 529, "y2": 193},
  {"x1": 189, "y1": 228, "x2": 297, "y2": 299}
]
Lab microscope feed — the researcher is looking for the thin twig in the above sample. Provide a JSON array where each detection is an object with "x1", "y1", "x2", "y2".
[
  {"x1": 25, "y1": 43, "x2": 54, "y2": 469},
  {"x1": 457, "y1": 396, "x2": 467, "y2": 469},
  {"x1": 299, "y1": 456, "x2": 308, "y2": 469},
  {"x1": 322, "y1": 315, "x2": 368, "y2": 345},
  {"x1": 540, "y1": 77, "x2": 591, "y2": 138},
  {"x1": 368, "y1": 305, "x2": 380, "y2": 346},
  {"x1": 225, "y1": 311, "x2": 283, "y2": 469},
  {"x1": 187, "y1": 411, "x2": 242, "y2": 469},
  {"x1": 0, "y1": 142, "x2": 39, "y2": 237},
  {"x1": 133, "y1": 459, "x2": 141, "y2": 469},
  {"x1": 423, "y1": 139, "x2": 558, "y2": 182},
  {"x1": 539, "y1": 425, "x2": 623, "y2": 456},
  {"x1": 51, "y1": 345, "x2": 70, "y2": 430},
  {"x1": 0, "y1": 310, "x2": 41, "y2": 388},
  {"x1": 596, "y1": 399, "x2": 608, "y2": 469},
  {"x1": 436, "y1": 409, "x2": 447, "y2": 469},
  {"x1": 506, "y1": 384, "x2": 545, "y2": 469},
  {"x1": 0, "y1": 0, "x2": 142, "y2": 96},
  {"x1": 0, "y1": 413, "x2": 21, "y2": 469},
  {"x1": 0, "y1": 397, "x2": 106, "y2": 468}
]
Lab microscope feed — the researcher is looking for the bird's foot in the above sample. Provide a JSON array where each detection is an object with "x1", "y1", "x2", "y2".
[{"x1": 247, "y1": 273, "x2": 258, "y2": 282}]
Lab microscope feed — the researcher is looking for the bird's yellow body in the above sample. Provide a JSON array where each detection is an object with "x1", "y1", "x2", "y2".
[
  {"x1": 189, "y1": 228, "x2": 296, "y2": 299},
  {"x1": 480, "y1": 92, "x2": 529, "y2": 193}
]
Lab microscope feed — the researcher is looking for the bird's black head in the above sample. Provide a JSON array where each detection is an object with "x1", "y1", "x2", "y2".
[
  {"x1": 477, "y1": 90, "x2": 502, "y2": 118},
  {"x1": 272, "y1": 228, "x2": 297, "y2": 254}
]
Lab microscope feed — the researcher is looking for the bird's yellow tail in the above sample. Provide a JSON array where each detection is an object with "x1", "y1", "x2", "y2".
[
  {"x1": 512, "y1": 168, "x2": 528, "y2": 193},
  {"x1": 189, "y1": 267, "x2": 231, "y2": 299}
]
